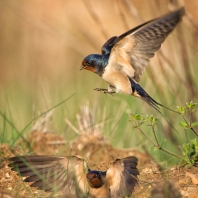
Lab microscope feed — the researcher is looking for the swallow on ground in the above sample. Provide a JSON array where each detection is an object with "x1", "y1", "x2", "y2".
[
  {"x1": 81, "y1": 8, "x2": 185, "y2": 113},
  {"x1": 8, "y1": 155, "x2": 139, "y2": 198},
  {"x1": 86, "y1": 156, "x2": 139, "y2": 198}
]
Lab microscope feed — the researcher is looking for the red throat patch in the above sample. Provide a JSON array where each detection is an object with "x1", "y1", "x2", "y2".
[{"x1": 85, "y1": 66, "x2": 96, "y2": 73}]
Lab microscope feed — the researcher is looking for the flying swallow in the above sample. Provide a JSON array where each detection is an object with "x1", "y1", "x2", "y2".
[
  {"x1": 81, "y1": 8, "x2": 185, "y2": 113},
  {"x1": 8, "y1": 155, "x2": 139, "y2": 198}
]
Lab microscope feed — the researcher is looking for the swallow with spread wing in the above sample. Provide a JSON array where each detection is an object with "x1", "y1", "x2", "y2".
[
  {"x1": 80, "y1": 8, "x2": 185, "y2": 113},
  {"x1": 8, "y1": 155, "x2": 139, "y2": 198}
]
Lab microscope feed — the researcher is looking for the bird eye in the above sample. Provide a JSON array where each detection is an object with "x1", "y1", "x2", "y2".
[
  {"x1": 94, "y1": 174, "x2": 98, "y2": 178},
  {"x1": 87, "y1": 62, "x2": 91, "y2": 65}
]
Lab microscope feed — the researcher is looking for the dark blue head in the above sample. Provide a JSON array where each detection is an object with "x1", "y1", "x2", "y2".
[{"x1": 81, "y1": 54, "x2": 103, "y2": 74}]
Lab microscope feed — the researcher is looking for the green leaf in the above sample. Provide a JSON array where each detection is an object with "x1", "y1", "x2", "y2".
[
  {"x1": 176, "y1": 106, "x2": 185, "y2": 114},
  {"x1": 153, "y1": 147, "x2": 159, "y2": 151},
  {"x1": 150, "y1": 145, "x2": 158, "y2": 152},
  {"x1": 146, "y1": 115, "x2": 158, "y2": 125},
  {"x1": 191, "y1": 121, "x2": 198, "y2": 128},
  {"x1": 179, "y1": 121, "x2": 189, "y2": 129},
  {"x1": 180, "y1": 139, "x2": 198, "y2": 167},
  {"x1": 191, "y1": 139, "x2": 198, "y2": 150},
  {"x1": 131, "y1": 113, "x2": 143, "y2": 121},
  {"x1": 138, "y1": 122, "x2": 144, "y2": 126},
  {"x1": 186, "y1": 101, "x2": 197, "y2": 113},
  {"x1": 159, "y1": 138, "x2": 167, "y2": 147}
]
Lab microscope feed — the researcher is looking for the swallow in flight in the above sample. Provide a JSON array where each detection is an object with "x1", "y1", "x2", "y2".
[
  {"x1": 9, "y1": 155, "x2": 139, "y2": 198},
  {"x1": 81, "y1": 8, "x2": 185, "y2": 113}
]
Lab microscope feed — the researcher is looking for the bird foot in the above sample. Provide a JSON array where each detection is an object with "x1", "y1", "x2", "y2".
[
  {"x1": 94, "y1": 88, "x2": 108, "y2": 92},
  {"x1": 94, "y1": 88, "x2": 115, "y2": 96}
]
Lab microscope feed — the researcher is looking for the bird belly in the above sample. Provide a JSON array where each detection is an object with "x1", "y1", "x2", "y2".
[{"x1": 102, "y1": 71, "x2": 132, "y2": 95}]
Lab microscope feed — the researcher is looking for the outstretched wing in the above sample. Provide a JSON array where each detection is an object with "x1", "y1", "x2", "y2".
[
  {"x1": 107, "y1": 8, "x2": 185, "y2": 82},
  {"x1": 106, "y1": 156, "x2": 139, "y2": 197},
  {"x1": 9, "y1": 155, "x2": 88, "y2": 196}
]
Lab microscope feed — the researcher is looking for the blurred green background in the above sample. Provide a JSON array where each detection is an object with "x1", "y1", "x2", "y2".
[{"x1": 0, "y1": 0, "x2": 198, "y2": 165}]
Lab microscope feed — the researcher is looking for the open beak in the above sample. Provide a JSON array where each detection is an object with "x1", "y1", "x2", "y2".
[
  {"x1": 79, "y1": 65, "x2": 86, "y2": 71},
  {"x1": 80, "y1": 60, "x2": 86, "y2": 70},
  {"x1": 80, "y1": 65, "x2": 84, "y2": 71}
]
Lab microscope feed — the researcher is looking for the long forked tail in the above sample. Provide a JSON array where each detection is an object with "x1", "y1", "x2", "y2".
[
  {"x1": 129, "y1": 78, "x2": 176, "y2": 113},
  {"x1": 140, "y1": 91, "x2": 177, "y2": 114},
  {"x1": 129, "y1": 78, "x2": 178, "y2": 132}
]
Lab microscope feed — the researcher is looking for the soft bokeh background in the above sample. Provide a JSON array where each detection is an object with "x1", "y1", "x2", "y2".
[{"x1": 1, "y1": 0, "x2": 198, "y2": 164}]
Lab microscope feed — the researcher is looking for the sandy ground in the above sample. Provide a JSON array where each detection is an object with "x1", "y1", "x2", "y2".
[{"x1": 0, "y1": 129, "x2": 198, "y2": 198}]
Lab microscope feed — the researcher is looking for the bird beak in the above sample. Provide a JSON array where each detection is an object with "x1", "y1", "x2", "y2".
[{"x1": 79, "y1": 65, "x2": 86, "y2": 71}]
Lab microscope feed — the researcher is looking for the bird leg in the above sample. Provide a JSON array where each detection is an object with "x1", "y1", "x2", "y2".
[
  {"x1": 94, "y1": 88, "x2": 108, "y2": 92},
  {"x1": 94, "y1": 85, "x2": 115, "y2": 95}
]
